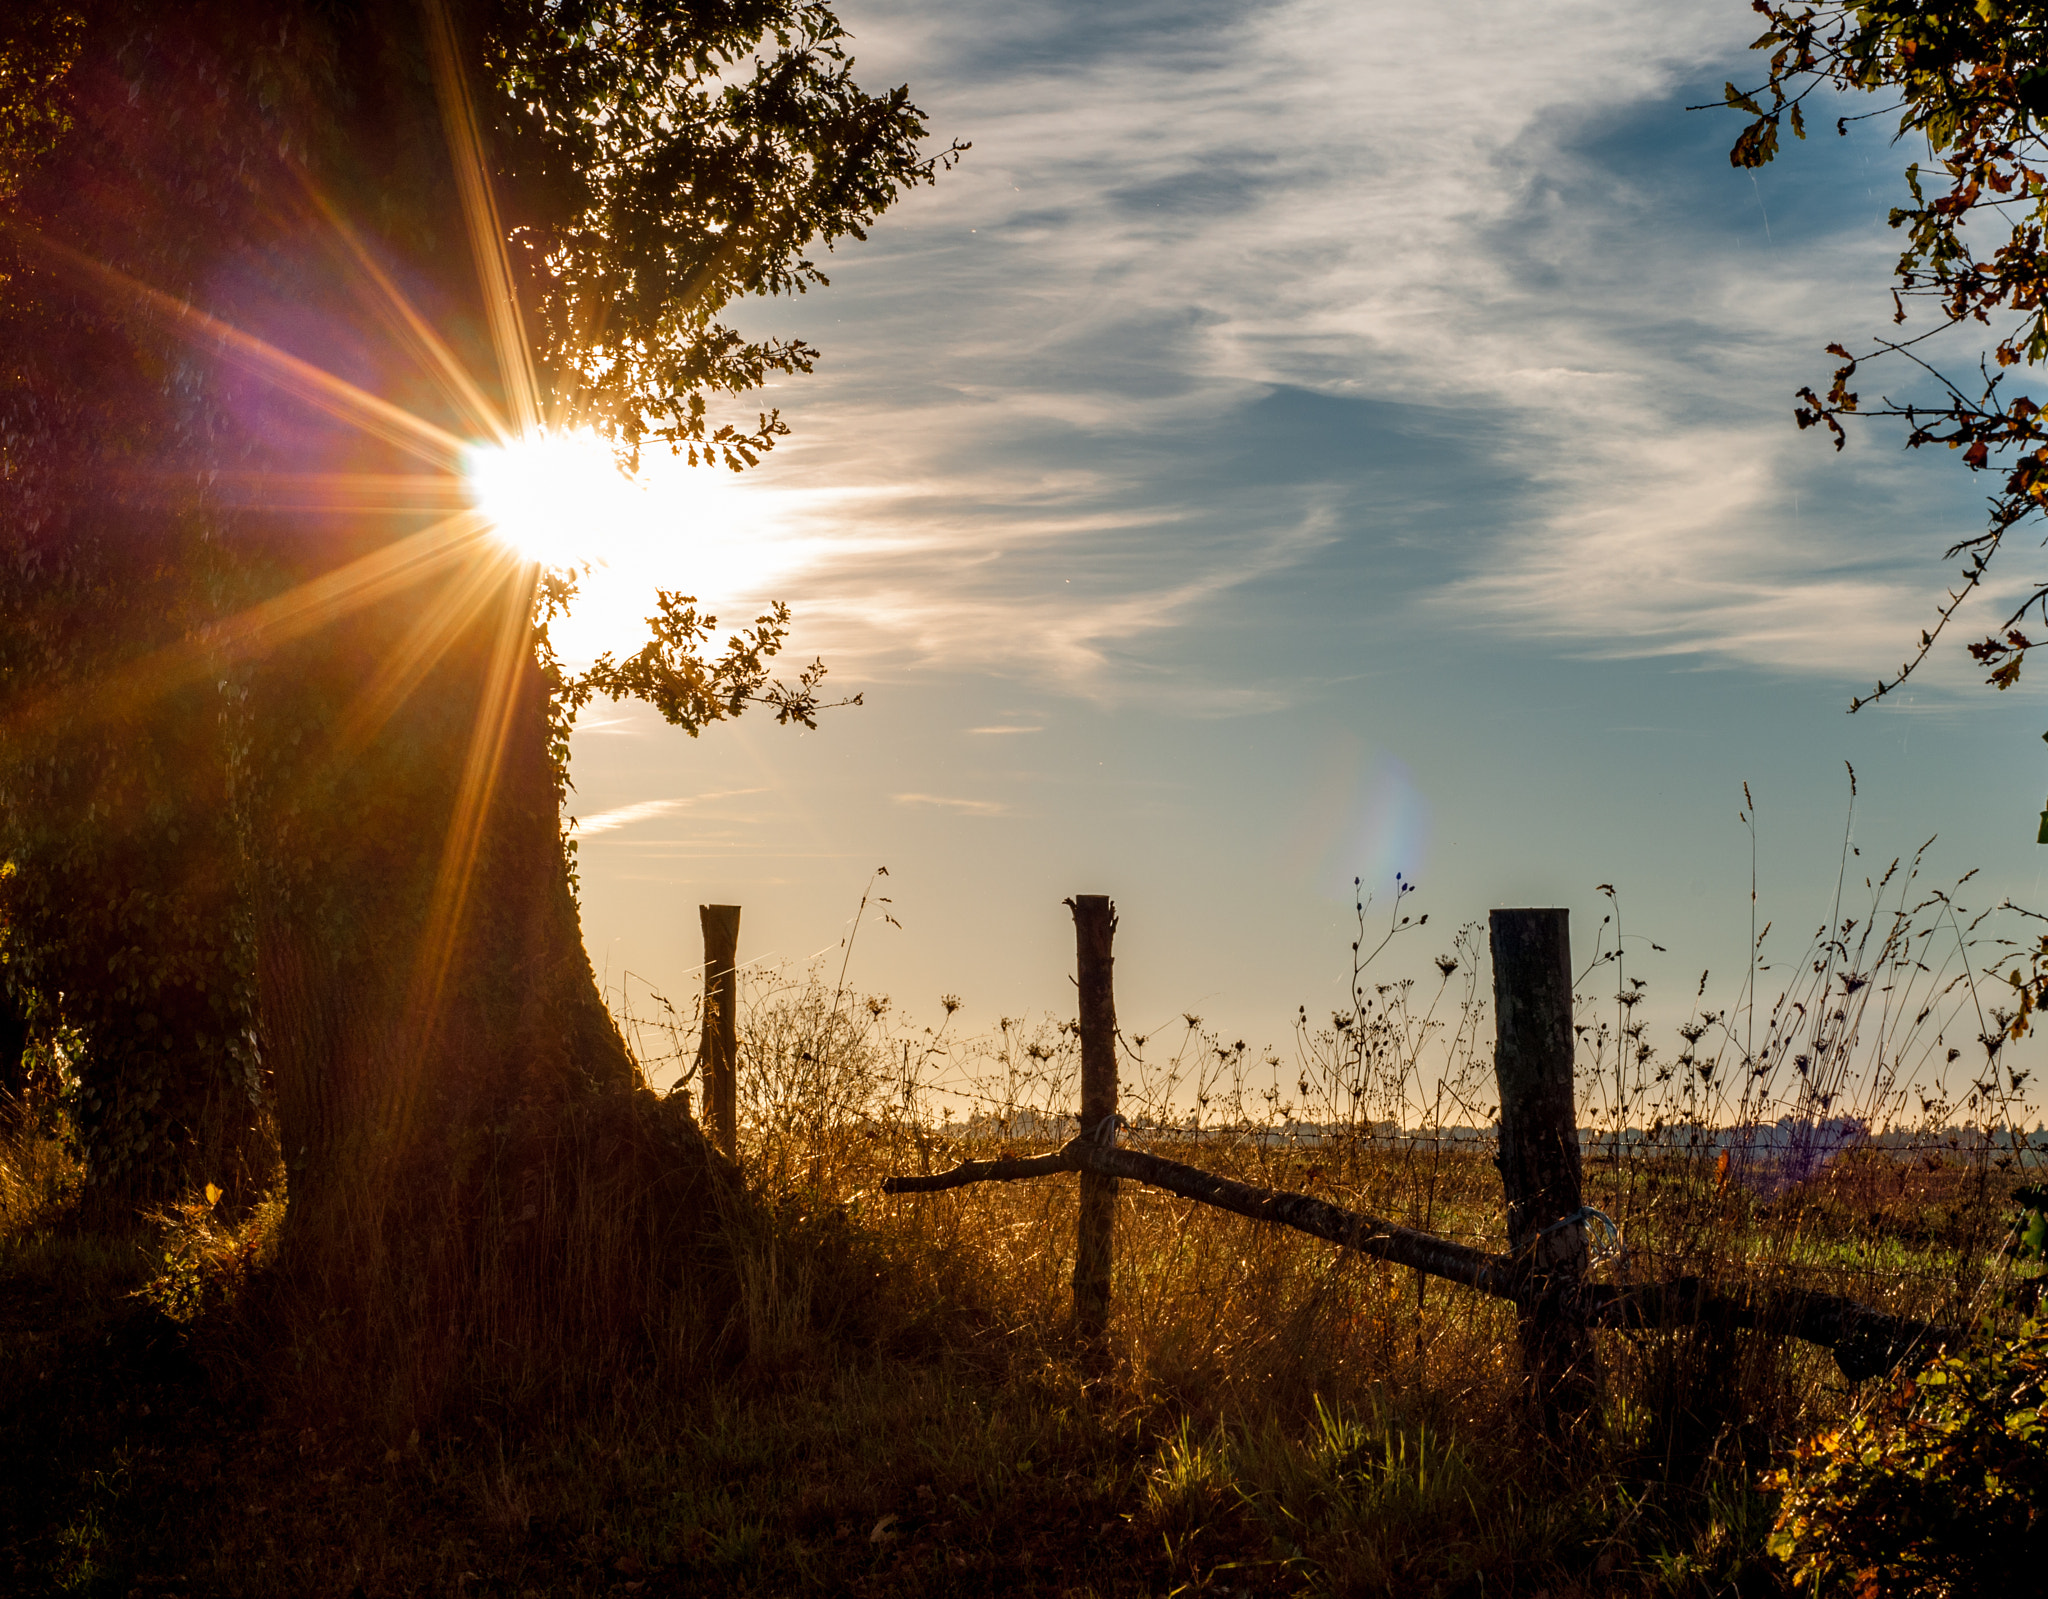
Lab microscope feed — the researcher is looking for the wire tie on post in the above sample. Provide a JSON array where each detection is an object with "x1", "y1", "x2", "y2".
[{"x1": 1540, "y1": 1204, "x2": 1626, "y2": 1267}]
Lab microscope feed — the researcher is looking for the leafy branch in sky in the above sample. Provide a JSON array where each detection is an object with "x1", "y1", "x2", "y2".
[
  {"x1": 1728, "y1": 1, "x2": 2048, "y2": 712},
  {"x1": 572, "y1": 591, "x2": 853, "y2": 735}
]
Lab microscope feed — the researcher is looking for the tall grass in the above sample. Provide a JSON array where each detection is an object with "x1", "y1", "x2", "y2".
[
  {"x1": 0, "y1": 1103, "x2": 76, "y2": 1235},
  {"x1": 4, "y1": 826, "x2": 2044, "y2": 1593},
  {"x1": 593, "y1": 840, "x2": 2044, "y2": 1564}
]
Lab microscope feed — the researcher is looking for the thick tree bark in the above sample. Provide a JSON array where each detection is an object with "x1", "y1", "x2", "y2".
[
  {"x1": 0, "y1": 3, "x2": 743, "y2": 1320},
  {"x1": 253, "y1": 566, "x2": 640, "y2": 1264},
  {"x1": 239, "y1": 564, "x2": 748, "y2": 1423}
]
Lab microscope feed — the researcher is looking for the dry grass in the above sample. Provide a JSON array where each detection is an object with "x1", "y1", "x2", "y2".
[
  {"x1": 1, "y1": 864, "x2": 2042, "y2": 1595},
  {"x1": 0, "y1": 1104, "x2": 77, "y2": 1233},
  {"x1": 0, "y1": 1107, "x2": 2027, "y2": 1595}
]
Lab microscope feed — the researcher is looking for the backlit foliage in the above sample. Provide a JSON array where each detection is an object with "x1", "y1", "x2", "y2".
[
  {"x1": 1765, "y1": 1316, "x2": 2047, "y2": 1594},
  {"x1": 1732, "y1": 2, "x2": 2048, "y2": 713}
]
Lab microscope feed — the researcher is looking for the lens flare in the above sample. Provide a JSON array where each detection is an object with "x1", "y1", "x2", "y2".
[{"x1": 465, "y1": 429, "x2": 641, "y2": 569}]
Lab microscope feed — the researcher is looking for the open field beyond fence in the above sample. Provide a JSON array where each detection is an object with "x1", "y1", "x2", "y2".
[{"x1": 1, "y1": 876, "x2": 2042, "y2": 1596}]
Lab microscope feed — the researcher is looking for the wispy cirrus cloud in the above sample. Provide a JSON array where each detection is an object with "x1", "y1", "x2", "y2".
[
  {"x1": 567, "y1": 789, "x2": 767, "y2": 836},
  {"x1": 893, "y1": 792, "x2": 1010, "y2": 816},
  {"x1": 558, "y1": 4, "x2": 2037, "y2": 1109},
  {"x1": 660, "y1": 0, "x2": 1991, "y2": 696}
]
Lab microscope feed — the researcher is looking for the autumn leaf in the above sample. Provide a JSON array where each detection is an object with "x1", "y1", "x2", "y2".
[{"x1": 1723, "y1": 81, "x2": 1767, "y2": 117}]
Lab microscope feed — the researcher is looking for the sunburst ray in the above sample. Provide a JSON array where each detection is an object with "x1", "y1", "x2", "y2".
[
  {"x1": 11, "y1": 7, "x2": 587, "y2": 1103},
  {"x1": 166, "y1": 471, "x2": 476, "y2": 516},
  {"x1": 2, "y1": 219, "x2": 470, "y2": 471},
  {"x1": 328, "y1": 553, "x2": 524, "y2": 760},
  {"x1": 298, "y1": 176, "x2": 512, "y2": 447},
  {"x1": 424, "y1": 0, "x2": 542, "y2": 439},
  {"x1": 2, "y1": 510, "x2": 494, "y2": 747},
  {"x1": 397, "y1": 565, "x2": 541, "y2": 1089}
]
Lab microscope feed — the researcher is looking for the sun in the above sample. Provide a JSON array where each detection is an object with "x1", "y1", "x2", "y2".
[
  {"x1": 464, "y1": 428, "x2": 644, "y2": 569},
  {"x1": 459, "y1": 423, "x2": 806, "y2": 665}
]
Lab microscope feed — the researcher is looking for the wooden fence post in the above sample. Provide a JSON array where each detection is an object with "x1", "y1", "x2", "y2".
[
  {"x1": 1068, "y1": 894, "x2": 1118, "y2": 1347},
  {"x1": 1490, "y1": 907, "x2": 1598, "y2": 1434},
  {"x1": 700, "y1": 903, "x2": 741, "y2": 1159}
]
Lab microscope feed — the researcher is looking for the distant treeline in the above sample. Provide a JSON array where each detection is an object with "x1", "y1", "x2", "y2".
[{"x1": 941, "y1": 1109, "x2": 2047, "y2": 1153}]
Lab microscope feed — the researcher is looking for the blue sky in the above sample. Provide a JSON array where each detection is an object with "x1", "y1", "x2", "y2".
[{"x1": 555, "y1": 0, "x2": 2048, "y2": 1102}]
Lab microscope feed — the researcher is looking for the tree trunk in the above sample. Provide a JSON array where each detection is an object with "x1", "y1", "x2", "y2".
[
  {"x1": 245, "y1": 560, "x2": 742, "y2": 1416},
  {"x1": 0, "y1": 6, "x2": 744, "y2": 1348},
  {"x1": 253, "y1": 560, "x2": 639, "y2": 1262}
]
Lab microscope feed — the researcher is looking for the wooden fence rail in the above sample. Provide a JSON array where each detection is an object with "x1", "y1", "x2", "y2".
[
  {"x1": 880, "y1": 894, "x2": 1960, "y2": 1413},
  {"x1": 883, "y1": 1127, "x2": 1950, "y2": 1382}
]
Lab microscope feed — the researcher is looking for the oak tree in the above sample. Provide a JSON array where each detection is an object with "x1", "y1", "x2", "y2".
[{"x1": 0, "y1": 0, "x2": 953, "y2": 1273}]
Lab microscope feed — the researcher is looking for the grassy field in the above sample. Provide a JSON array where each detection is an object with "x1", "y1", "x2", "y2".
[
  {"x1": 4, "y1": 864, "x2": 2042, "y2": 1596},
  {"x1": 0, "y1": 1065, "x2": 2032, "y2": 1598}
]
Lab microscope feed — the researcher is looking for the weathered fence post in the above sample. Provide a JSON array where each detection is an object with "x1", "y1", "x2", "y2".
[
  {"x1": 699, "y1": 903, "x2": 741, "y2": 1159},
  {"x1": 882, "y1": 890, "x2": 1953, "y2": 1382},
  {"x1": 1490, "y1": 908, "x2": 1598, "y2": 1434},
  {"x1": 1068, "y1": 894, "x2": 1118, "y2": 1347}
]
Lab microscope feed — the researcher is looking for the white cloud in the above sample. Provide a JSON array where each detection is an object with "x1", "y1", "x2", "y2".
[
  {"x1": 893, "y1": 792, "x2": 1010, "y2": 815},
  {"x1": 568, "y1": 789, "x2": 767, "y2": 836},
  {"x1": 660, "y1": 0, "x2": 1999, "y2": 694}
]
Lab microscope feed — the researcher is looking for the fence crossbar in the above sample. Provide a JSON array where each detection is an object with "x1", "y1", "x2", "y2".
[{"x1": 881, "y1": 1134, "x2": 1956, "y2": 1378}]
